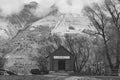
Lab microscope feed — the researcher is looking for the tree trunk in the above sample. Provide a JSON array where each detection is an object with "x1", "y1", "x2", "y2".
[
  {"x1": 113, "y1": 30, "x2": 120, "y2": 76},
  {"x1": 103, "y1": 34, "x2": 113, "y2": 71},
  {"x1": 73, "y1": 56, "x2": 77, "y2": 72},
  {"x1": 77, "y1": 59, "x2": 88, "y2": 73},
  {"x1": 73, "y1": 60, "x2": 76, "y2": 72}
]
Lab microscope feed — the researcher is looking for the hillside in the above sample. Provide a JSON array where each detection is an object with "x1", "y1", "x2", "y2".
[
  {"x1": 31, "y1": 12, "x2": 95, "y2": 35},
  {"x1": 0, "y1": 5, "x2": 98, "y2": 74},
  {"x1": 0, "y1": 7, "x2": 95, "y2": 41}
]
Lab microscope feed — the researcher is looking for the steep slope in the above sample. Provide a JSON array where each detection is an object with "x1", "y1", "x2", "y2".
[
  {"x1": 31, "y1": 12, "x2": 95, "y2": 35},
  {"x1": 0, "y1": 1, "x2": 57, "y2": 41}
]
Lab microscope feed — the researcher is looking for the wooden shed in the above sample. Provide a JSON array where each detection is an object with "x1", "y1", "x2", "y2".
[{"x1": 47, "y1": 46, "x2": 74, "y2": 71}]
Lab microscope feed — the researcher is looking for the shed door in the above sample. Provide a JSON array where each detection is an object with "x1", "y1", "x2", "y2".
[{"x1": 58, "y1": 60, "x2": 65, "y2": 70}]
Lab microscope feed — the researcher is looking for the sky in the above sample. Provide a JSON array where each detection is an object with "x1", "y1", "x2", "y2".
[{"x1": 0, "y1": 0, "x2": 102, "y2": 16}]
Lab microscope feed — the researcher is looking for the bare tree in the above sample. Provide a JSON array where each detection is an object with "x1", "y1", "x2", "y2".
[
  {"x1": 64, "y1": 34, "x2": 91, "y2": 72},
  {"x1": 84, "y1": 0, "x2": 120, "y2": 75}
]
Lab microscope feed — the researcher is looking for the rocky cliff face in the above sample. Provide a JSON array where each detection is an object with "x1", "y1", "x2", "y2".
[
  {"x1": 0, "y1": 1, "x2": 57, "y2": 41},
  {"x1": 31, "y1": 11, "x2": 94, "y2": 35}
]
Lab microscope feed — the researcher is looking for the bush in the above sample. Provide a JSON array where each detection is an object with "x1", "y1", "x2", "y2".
[
  {"x1": 31, "y1": 69, "x2": 41, "y2": 75},
  {"x1": 0, "y1": 57, "x2": 6, "y2": 69},
  {"x1": 36, "y1": 56, "x2": 48, "y2": 71}
]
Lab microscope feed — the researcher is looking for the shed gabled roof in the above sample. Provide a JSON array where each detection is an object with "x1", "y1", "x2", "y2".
[{"x1": 46, "y1": 45, "x2": 73, "y2": 58}]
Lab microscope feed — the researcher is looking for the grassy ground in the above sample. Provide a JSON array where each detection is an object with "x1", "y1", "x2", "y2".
[
  {"x1": 94, "y1": 76, "x2": 120, "y2": 80},
  {"x1": 0, "y1": 75, "x2": 53, "y2": 80},
  {"x1": 0, "y1": 72, "x2": 120, "y2": 80},
  {"x1": 0, "y1": 75, "x2": 120, "y2": 80}
]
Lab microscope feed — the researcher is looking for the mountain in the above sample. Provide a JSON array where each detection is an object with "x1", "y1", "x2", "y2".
[
  {"x1": 31, "y1": 12, "x2": 95, "y2": 35},
  {"x1": 0, "y1": 1, "x2": 56, "y2": 41},
  {"x1": 0, "y1": 1, "x2": 95, "y2": 41},
  {"x1": 0, "y1": 4, "x2": 96, "y2": 52},
  {"x1": 1, "y1": 8, "x2": 98, "y2": 74},
  {"x1": 0, "y1": 2, "x2": 39, "y2": 41}
]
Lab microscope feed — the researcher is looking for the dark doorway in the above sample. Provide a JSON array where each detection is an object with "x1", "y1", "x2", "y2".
[{"x1": 58, "y1": 60, "x2": 65, "y2": 70}]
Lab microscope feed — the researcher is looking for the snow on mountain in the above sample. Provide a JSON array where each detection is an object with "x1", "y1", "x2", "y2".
[
  {"x1": 0, "y1": 20, "x2": 10, "y2": 39},
  {"x1": 31, "y1": 12, "x2": 95, "y2": 35}
]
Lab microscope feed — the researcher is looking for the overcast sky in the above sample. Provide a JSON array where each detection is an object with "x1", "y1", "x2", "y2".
[{"x1": 0, "y1": 0, "x2": 102, "y2": 16}]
